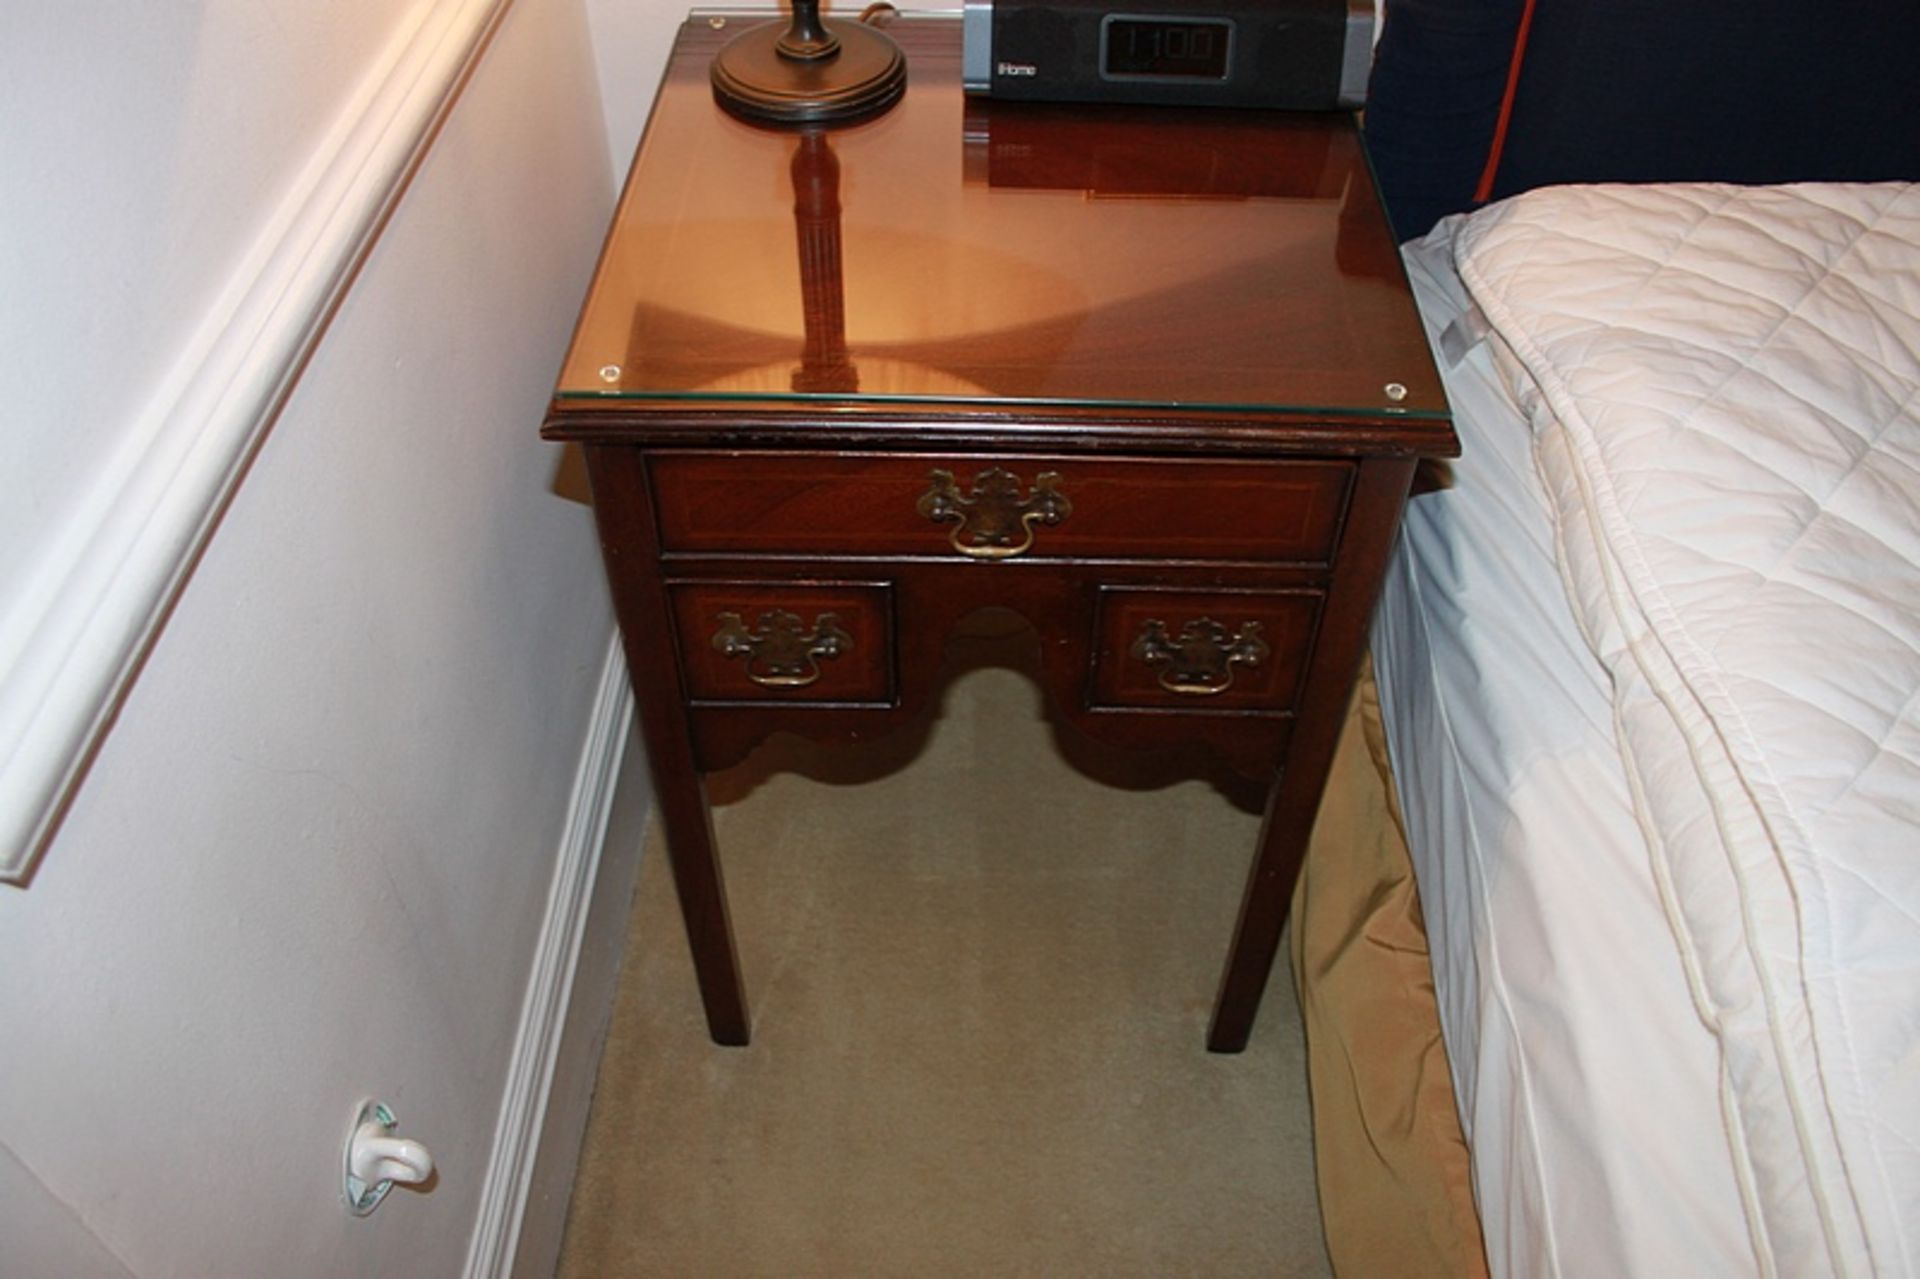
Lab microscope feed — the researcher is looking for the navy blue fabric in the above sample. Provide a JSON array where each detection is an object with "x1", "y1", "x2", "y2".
[
  {"x1": 1363, "y1": 0, "x2": 1920, "y2": 241},
  {"x1": 1494, "y1": 2, "x2": 1920, "y2": 199},
  {"x1": 1362, "y1": 0, "x2": 1526, "y2": 240}
]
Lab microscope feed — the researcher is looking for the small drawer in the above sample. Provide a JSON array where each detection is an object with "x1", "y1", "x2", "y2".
[
  {"x1": 670, "y1": 581, "x2": 892, "y2": 704},
  {"x1": 1090, "y1": 588, "x2": 1320, "y2": 712},
  {"x1": 649, "y1": 452, "x2": 1350, "y2": 564}
]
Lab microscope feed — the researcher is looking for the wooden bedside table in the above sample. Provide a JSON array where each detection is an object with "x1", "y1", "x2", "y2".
[{"x1": 543, "y1": 12, "x2": 1453, "y2": 1053}]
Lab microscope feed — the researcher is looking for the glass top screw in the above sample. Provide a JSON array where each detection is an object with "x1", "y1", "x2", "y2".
[
  {"x1": 1384, "y1": 382, "x2": 1408, "y2": 402},
  {"x1": 599, "y1": 365, "x2": 621, "y2": 383}
]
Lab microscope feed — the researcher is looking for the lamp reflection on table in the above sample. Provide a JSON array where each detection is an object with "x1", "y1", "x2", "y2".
[
  {"x1": 788, "y1": 130, "x2": 857, "y2": 394},
  {"x1": 628, "y1": 123, "x2": 998, "y2": 403}
]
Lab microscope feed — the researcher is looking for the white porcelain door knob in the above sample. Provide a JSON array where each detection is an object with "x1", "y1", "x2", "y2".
[
  {"x1": 344, "y1": 1101, "x2": 434, "y2": 1215},
  {"x1": 350, "y1": 1125, "x2": 434, "y2": 1186}
]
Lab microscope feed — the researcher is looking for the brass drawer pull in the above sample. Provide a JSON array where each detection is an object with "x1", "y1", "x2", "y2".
[
  {"x1": 917, "y1": 467, "x2": 1071, "y2": 559},
  {"x1": 711, "y1": 610, "x2": 852, "y2": 689},
  {"x1": 1130, "y1": 618, "x2": 1270, "y2": 696}
]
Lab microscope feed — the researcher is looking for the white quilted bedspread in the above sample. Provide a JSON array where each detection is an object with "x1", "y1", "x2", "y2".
[{"x1": 1450, "y1": 183, "x2": 1920, "y2": 1278}]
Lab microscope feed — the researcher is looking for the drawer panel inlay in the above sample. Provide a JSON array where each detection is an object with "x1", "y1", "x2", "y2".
[
  {"x1": 1091, "y1": 587, "x2": 1321, "y2": 712},
  {"x1": 650, "y1": 452, "x2": 1351, "y2": 563},
  {"x1": 671, "y1": 581, "x2": 892, "y2": 704}
]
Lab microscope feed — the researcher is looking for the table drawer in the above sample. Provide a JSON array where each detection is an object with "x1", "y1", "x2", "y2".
[
  {"x1": 650, "y1": 452, "x2": 1351, "y2": 564},
  {"x1": 670, "y1": 581, "x2": 892, "y2": 704},
  {"x1": 1090, "y1": 588, "x2": 1320, "y2": 712}
]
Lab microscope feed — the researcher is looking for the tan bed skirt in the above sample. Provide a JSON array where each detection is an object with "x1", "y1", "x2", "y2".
[{"x1": 1290, "y1": 657, "x2": 1490, "y2": 1277}]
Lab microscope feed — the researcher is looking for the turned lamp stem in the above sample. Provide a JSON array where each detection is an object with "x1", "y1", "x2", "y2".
[{"x1": 775, "y1": 0, "x2": 841, "y2": 60}]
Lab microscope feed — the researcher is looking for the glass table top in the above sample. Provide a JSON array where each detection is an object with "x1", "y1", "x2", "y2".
[{"x1": 554, "y1": 11, "x2": 1447, "y2": 422}]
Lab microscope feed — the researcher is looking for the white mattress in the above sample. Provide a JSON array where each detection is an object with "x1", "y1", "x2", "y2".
[{"x1": 1378, "y1": 183, "x2": 1920, "y2": 1278}]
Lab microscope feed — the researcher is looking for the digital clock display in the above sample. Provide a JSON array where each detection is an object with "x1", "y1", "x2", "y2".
[{"x1": 1101, "y1": 15, "x2": 1233, "y2": 80}]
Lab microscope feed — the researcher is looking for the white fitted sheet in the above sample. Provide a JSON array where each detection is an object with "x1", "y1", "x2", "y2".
[{"x1": 1373, "y1": 231, "x2": 1754, "y2": 1277}]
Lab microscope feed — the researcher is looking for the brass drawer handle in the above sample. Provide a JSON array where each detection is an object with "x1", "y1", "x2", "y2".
[
  {"x1": 916, "y1": 467, "x2": 1071, "y2": 559},
  {"x1": 1130, "y1": 618, "x2": 1270, "y2": 696},
  {"x1": 711, "y1": 610, "x2": 852, "y2": 689}
]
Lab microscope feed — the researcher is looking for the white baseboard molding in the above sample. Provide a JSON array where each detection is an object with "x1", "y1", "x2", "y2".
[
  {"x1": 464, "y1": 633, "x2": 636, "y2": 1279},
  {"x1": 0, "y1": 0, "x2": 515, "y2": 883}
]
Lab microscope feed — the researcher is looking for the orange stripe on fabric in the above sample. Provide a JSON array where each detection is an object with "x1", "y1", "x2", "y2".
[{"x1": 1475, "y1": 0, "x2": 1539, "y2": 202}]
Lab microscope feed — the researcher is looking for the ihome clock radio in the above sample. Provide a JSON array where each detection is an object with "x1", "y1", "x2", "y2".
[{"x1": 962, "y1": 0, "x2": 1374, "y2": 109}]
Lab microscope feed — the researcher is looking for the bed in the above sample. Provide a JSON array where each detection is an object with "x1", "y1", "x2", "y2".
[{"x1": 1313, "y1": 3, "x2": 1920, "y2": 1275}]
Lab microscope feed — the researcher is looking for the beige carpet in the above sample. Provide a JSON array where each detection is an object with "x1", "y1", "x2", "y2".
[{"x1": 556, "y1": 626, "x2": 1334, "y2": 1278}]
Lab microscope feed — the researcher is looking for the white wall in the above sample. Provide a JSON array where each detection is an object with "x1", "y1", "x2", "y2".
[
  {"x1": 0, "y1": 2, "x2": 403, "y2": 577},
  {"x1": 0, "y1": 0, "x2": 654, "y2": 1273},
  {"x1": 583, "y1": 0, "x2": 689, "y2": 180}
]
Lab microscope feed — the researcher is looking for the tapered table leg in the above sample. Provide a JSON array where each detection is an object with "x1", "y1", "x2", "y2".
[
  {"x1": 1207, "y1": 455, "x2": 1418, "y2": 1052},
  {"x1": 1207, "y1": 775, "x2": 1311, "y2": 1053},
  {"x1": 649, "y1": 731, "x2": 750, "y2": 1047},
  {"x1": 586, "y1": 445, "x2": 750, "y2": 1046}
]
